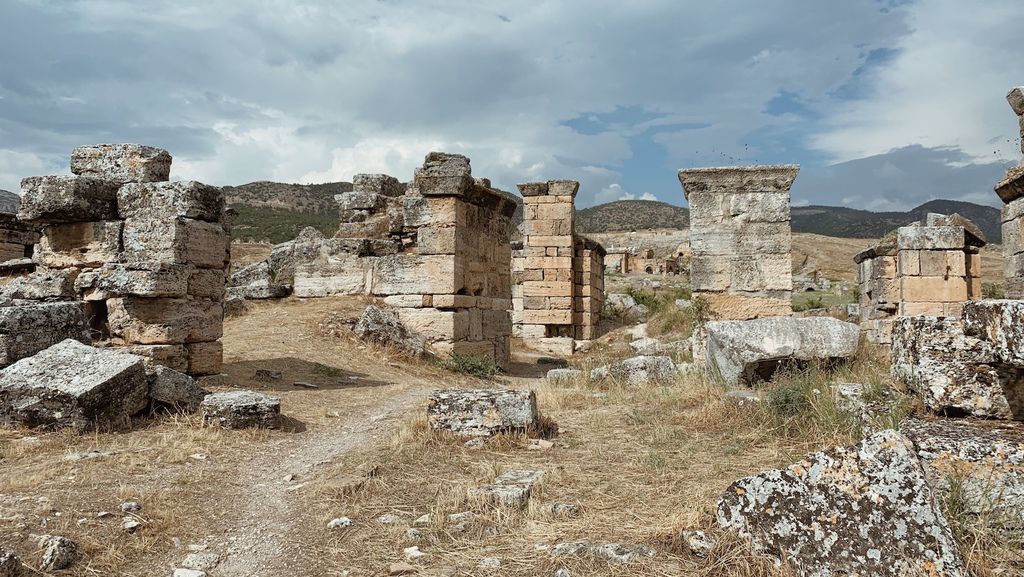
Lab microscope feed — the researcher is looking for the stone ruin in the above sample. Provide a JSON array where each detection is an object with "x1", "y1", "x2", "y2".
[
  {"x1": 855, "y1": 213, "x2": 985, "y2": 344},
  {"x1": 0, "y1": 190, "x2": 38, "y2": 274},
  {"x1": 997, "y1": 86, "x2": 1024, "y2": 298},
  {"x1": 230, "y1": 152, "x2": 518, "y2": 367},
  {"x1": 511, "y1": 180, "x2": 605, "y2": 356},
  {"x1": 603, "y1": 247, "x2": 680, "y2": 275},
  {"x1": 1, "y1": 144, "x2": 229, "y2": 376},
  {"x1": 677, "y1": 165, "x2": 799, "y2": 320}
]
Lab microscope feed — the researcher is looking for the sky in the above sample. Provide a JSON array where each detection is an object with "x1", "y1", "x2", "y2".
[{"x1": 0, "y1": 0, "x2": 1021, "y2": 211}]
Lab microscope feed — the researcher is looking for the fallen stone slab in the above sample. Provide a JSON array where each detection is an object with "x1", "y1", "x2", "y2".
[
  {"x1": 590, "y1": 355, "x2": 676, "y2": 385},
  {"x1": 201, "y1": 390, "x2": 280, "y2": 429},
  {"x1": 705, "y1": 316, "x2": 859, "y2": 387},
  {"x1": 469, "y1": 469, "x2": 544, "y2": 507},
  {"x1": 354, "y1": 305, "x2": 427, "y2": 356},
  {"x1": 427, "y1": 389, "x2": 539, "y2": 437},
  {"x1": 717, "y1": 430, "x2": 969, "y2": 577},
  {"x1": 0, "y1": 339, "x2": 149, "y2": 429},
  {"x1": 545, "y1": 368, "x2": 582, "y2": 383},
  {"x1": 903, "y1": 417, "x2": 1024, "y2": 525},
  {"x1": 148, "y1": 365, "x2": 208, "y2": 412},
  {"x1": 227, "y1": 261, "x2": 290, "y2": 300}
]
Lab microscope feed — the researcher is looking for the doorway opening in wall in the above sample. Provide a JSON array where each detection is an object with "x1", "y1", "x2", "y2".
[
  {"x1": 23, "y1": 244, "x2": 33, "y2": 259},
  {"x1": 645, "y1": 266, "x2": 654, "y2": 274},
  {"x1": 84, "y1": 300, "x2": 110, "y2": 341}
]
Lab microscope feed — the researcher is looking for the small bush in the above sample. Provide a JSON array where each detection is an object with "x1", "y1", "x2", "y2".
[
  {"x1": 982, "y1": 282, "x2": 1005, "y2": 299},
  {"x1": 440, "y1": 354, "x2": 500, "y2": 378},
  {"x1": 792, "y1": 294, "x2": 824, "y2": 312}
]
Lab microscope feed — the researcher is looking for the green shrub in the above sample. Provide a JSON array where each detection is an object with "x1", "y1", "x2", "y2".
[
  {"x1": 982, "y1": 282, "x2": 1005, "y2": 299},
  {"x1": 441, "y1": 354, "x2": 500, "y2": 378}
]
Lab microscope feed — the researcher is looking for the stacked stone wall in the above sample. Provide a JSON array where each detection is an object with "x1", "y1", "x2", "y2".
[
  {"x1": 895, "y1": 225, "x2": 981, "y2": 317},
  {"x1": 10, "y1": 144, "x2": 229, "y2": 376},
  {"x1": 998, "y1": 86, "x2": 1024, "y2": 297},
  {"x1": 854, "y1": 243, "x2": 899, "y2": 344},
  {"x1": 677, "y1": 165, "x2": 798, "y2": 320}
]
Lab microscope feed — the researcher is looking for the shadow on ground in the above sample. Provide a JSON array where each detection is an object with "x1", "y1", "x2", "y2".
[{"x1": 222, "y1": 357, "x2": 392, "y2": 392}]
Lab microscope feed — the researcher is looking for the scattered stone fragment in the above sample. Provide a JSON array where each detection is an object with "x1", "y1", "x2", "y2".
[
  {"x1": 545, "y1": 368, "x2": 582, "y2": 383},
  {"x1": 148, "y1": 365, "x2": 208, "y2": 411},
  {"x1": 589, "y1": 355, "x2": 676, "y2": 385},
  {"x1": 546, "y1": 502, "x2": 580, "y2": 517},
  {"x1": 181, "y1": 552, "x2": 220, "y2": 572},
  {"x1": 0, "y1": 550, "x2": 23, "y2": 577},
  {"x1": 681, "y1": 530, "x2": 715, "y2": 557},
  {"x1": 121, "y1": 517, "x2": 141, "y2": 532},
  {"x1": 412, "y1": 514, "x2": 430, "y2": 527},
  {"x1": 446, "y1": 511, "x2": 474, "y2": 524},
  {"x1": 120, "y1": 501, "x2": 141, "y2": 512},
  {"x1": 254, "y1": 369, "x2": 282, "y2": 381},
  {"x1": 327, "y1": 517, "x2": 353, "y2": 529},
  {"x1": 65, "y1": 450, "x2": 113, "y2": 461},
  {"x1": 704, "y1": 316, "x2": 860, "y2": 387},
  {"x1": 553, "y1": 570, "x2": 571, "y2": 577},
  {"x1": 388, "y1": 562, "x2": 417, "y2": 576},
  {"x1": 173, "y1": 570, "x2": 206, "y2": 577},
  {"x1": 201, "y1": 390, "x2": 280, "y2": 429},
  {"x1": 405, "y1": 528, "x2": 423, "y2": 542},
  {"x1": 469, "y1": 469, "x2": 544, "y2": 507},
  {"x1": 526, "y1": 438, "x2": 554, "y2": 451},
  {"x1": 292, "y1": 381, "x2": 318, "y2": 389},
  {"x1": 427, "y1": 389, "x2": 539, "y2": 437},
  {"x1": 0, "y1": 339, "x2": 148, "y2": 429},
  {"x1": 629, "y1": 337, "x2": 663, "y2": 355},
  {"x1": 717, "y1": 430, "x2": 969, "y2": 577},
  {"x1": 38, "y1": 535, "x2": 78, "y2": 571},
  {"x1": 479, "y1": 557, "x2": 501, "y2": 568},
  {"x1": 403, "y1": 546, "x2": 425, "y2": 560},
  {"x1": 353, "y1": 305, "x2": 427, "y2": 356},
  {"x1": 377, "y1": 513, "x2": 402, "y2": 525},
  {"x1": 592, "y1": 543, "x2": 656, "y2": 564}
]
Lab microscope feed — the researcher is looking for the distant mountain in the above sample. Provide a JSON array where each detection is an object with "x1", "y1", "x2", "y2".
[
  {"x1": 0, "y1": 189, "x2": 20, "y2": 215},
  {"x1": 575, "y1": 199, "x2": 1003, "y2": 243},
  {"x1": 223, "y1": 181, "x2": 352, "y2": 244}
]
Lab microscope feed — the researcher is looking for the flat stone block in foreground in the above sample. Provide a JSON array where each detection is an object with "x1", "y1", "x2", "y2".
[
  {"x1": 201, "y1": 390, "x2": 280, "y2": 429},
  {"x1": 0, "y1": 302, "x2": 90, "y2": 368},
  {"x1": 0, "y1": 339, "x2": 149, "y2": 429},
  {"x1": 427, "y1": 389, "x2": 538, "y2": 437},
  {"x1": 717, "y1": 430, "x2": 969, "y2": 577}
]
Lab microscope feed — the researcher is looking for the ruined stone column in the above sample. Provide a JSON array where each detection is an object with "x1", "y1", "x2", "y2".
[
  {"x1": 677, "y1": 165, "x2": 798, "y2": 320},
  {"x1": 998, "y1": 86, "x2": 1024, "y2": 297},
  {"x1": 854, "y1": 240, "x2": 899, "y2": 344}
]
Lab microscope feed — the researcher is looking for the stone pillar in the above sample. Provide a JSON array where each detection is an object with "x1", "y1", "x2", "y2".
[
  {"x1": 895, "y1": 225, "x2": 975, "y2": 317},
  {"x1": 998, "y1": 86, "x2": 1024, "y2": 298},
  {"x1": 677, "y1": 165, "x2": 798, "y2": 320},
  {"x1": 854, "y1": 241, "x2": 899, "y2": 344},
  {"x1": 573, "y1": 236, "x2": 605, "y2": 341}
]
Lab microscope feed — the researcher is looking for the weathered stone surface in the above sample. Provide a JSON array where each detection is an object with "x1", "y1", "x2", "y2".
[
  {"x1": 227, "y1": 261, "x2": 289, "y2": 299},
  {"x1": 427, "y1": 389, "x2": 538, "y2": 437},
  {"x1": 0, "y1": 550, "x2": 22, "y2": 577},
  {"x1": 353, "y1": 305, "x2": 427, "y2": 356},
  {"x1": 590, "y1": 355, "x2": 676, "y2": 385},
  {"x1": 118, "y1": 181, "x2": 223, "y2": 222},
  {"x1": 545, "y1": 368, "x2": 582, "y2": 382},
  {"x1": 121, "y1": 343, "x2": 188, "y2": 373},
  {"x1": 39, "y1": 535, "x2": 78, "y2": 571},
  {"x1": 604, "y1": 293, "x2": 649, "y2": 321},
  {"x1": 995, "y1": 165, "x2": 1024, "y2": 204},
  {"x1": 0, "y1": 339, "x2": 148, "y2": 429},
  {"x1": 201, "y1": 390, "x2": 280, "y2": 429},
  {"x1": 185, "y1": 341, "x2": 223, "y2": 376},
  {"x1": 353, "y1": 173, "x2": 403, "y2": 197},
  {"x1": 36, "y1": 220, "x2": 122, "y2": 268},
  {"x1": 903, "y1": 417, "x2": 1024, "y2": 524},
  {"x1": 962, "y1": 299, "x2": 1024, "y2": 365},
  {"x1": 18, "y1": 176, "x2": 119, "y2": 224},
  {"x1": 95, "y1": 263, "x2": 190, "y2": 297},
  {"x1": 372, "y1": 254, "x2": 458, "y2": 295},
  {"x1": 705, "y1": 317, "x2": 860, "y2": 387},
  {"x1": 70, "y1": 144, "x2": 171, "y2": 184},
  {"x1": 891, "y1": 315, "x2": 1016, "y2": 419},
  {"x1": 414, "y1": 152, "x2": 473, "y2": 197},
  {"x1": 925, "y1": 212, "x2": 987, "y2": 246},
  {"x1": 897, "y1": 226, "x2": 966, "y2": 250},
  {"x1": 0, "y1": 189, "x2": 20, "y2": 215},
  {"x1": 469, "y1": 469, "x2": 544, "y2": 507},
  {"x1": 107, "y1": 297, "x2": 223, "y2": 344},
  {"x1": 1008, "y1": 86, "x2": 1024, "y2": 116},
  {"x1": 148, "y1": 365, "x2": 207, "y2": 411},
  {"x1": 717, "y1": 430, "x2": 969, "y2": 577},
  {"x1": 0, "y1": 302, "x2": 89, "y2": 367},
  {"x1": 0, "y1": 268, "x2": 79, "y2": 301},
  {"x1": 187, "y1": 268, "x2": 226, "y2": 300},
  {"x1": 122, "y1": 217, "x2": 229, "y2": 269},
  {"x1": 678, "y1": 165, "x2": 801, "y2": 197}
]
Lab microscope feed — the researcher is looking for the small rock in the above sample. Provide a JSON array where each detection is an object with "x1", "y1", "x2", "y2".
[
  {"x1": 377, "y1": 513, "x2": 402, "y2": 525},
  {"x1": 293, "y1": 381, "x2": 318, "y2": 389},
  {"x1": 173, "y1": 570, "x2": 206, "y2": 577},
  {"x1": 39, "y1": 535, "x2": 77, "y2": 571},
  {"x1": 65, "y1": 450, "x2": 112, "y2": 461},
  {"x1": 389, "y1": 562, "x2": 417, "y2": 575},
  {"x1": 254, "y1": 369, "x2": 282, "y2": 380},
  {"x1": 412, "y1": 514, "x2": 430, "y2": 527},
  {"x1": 283, "y1": 474, "x2": 296, "y2": 482},
  {"x1": 122, "y1": 517, "x2": 141, "y2": 532},
  {"x1": 446, "y1": 511, "x2": 474, "y2": 524},
  {"x1": 479, "y1": 557, "x2": 501, "y2": 568},
  {"x1": 181, "y1": 552, "x2": 220, "y2": 571},
  {"x1": 463, "y1": 437, "x2": 486, "y2": 449},
  {"x1": 120, "y1": 501, "x2": 141, "y2": 512},
  {"x1": 682, "y1": 529, "x2": 714, "y2": 557},
  {"x1": 526, "y1": 438, "x2": 554, "y2": 451},
  {"x1": 403, "y1": 546, "x2": 425, "y2": 560},
  {"x1": 405, "y1": 528, "x2": 423, "y2": 542},
  {"x1": 0, "y1": 550, "x2": 23, "y2": 577},
  {"x1": 545, "y1": 368, "x2": 582, "y2": 383},
  {"x1": 96, "y1": 511, "x2": 113, "y2": 518},
  {"x1": 327, "y1": 517, "x2": 352, "y2": 529},
  {"x1": 201, "y1": 390, "x2": 280, "y2": 429},
  {"x1": 547, "y1": 502, "x2": 580, "y2": 517},
  {"x1": 190, "y1": 453, "x2": 208, "y2": 461},
  {"x1": 469, "y1": 469, "x2": 544, "y2": 507},
  {"x1": 629, "y1": 337, "x2": 662, "y2": 355},
  {"x1": 553, "y1": 570, "x2": 571, "y2": 577}
]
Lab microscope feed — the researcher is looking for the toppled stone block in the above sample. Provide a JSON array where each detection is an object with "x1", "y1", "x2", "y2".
[
  {"x1": 70, "y1": 144, "x2": 171, "y2": 184},
  {"x1": 336, "y1": 190, "x2": 384, "y2": 212},
  {"x1": 0, "y1": 268, "x2": 79, "y2": 301},
  {"x1": 18, "y1": 176, "x2": 119, "y2": 224},
  {"x1": 228, "y1": 261, "x2": 289, "y2": 299},
  {"x1": 353, "y1": 305, "x2": 427, "y2": 356},
  {"x1": 118, "y1": 180, "x2": 223, "y2": 222},
  {"x1": 0, "y1": 339, "x2": 148, "y2": 429},
  {"x1": 427, "y1": 389, "x2": 538, "y2": 437},
  {"x1": 962, "y1": 299, "x2": 1024, "y2": 365},
  {"x1": 604, "y1": 293, "x2": 649, "y2": 321},
  {"x1": 897, "y1": 225, "x2": 966, "y2": 250},
  {"x1": 717, "y1": 430, "x2": 969, "y2": 577},
  {"x1": 38, "y1": 535, "x2": 78, "y2": 571},
  {"x1": 1009, "y1": 86, "x2": 1024, "y2": 116},
  {"x1": 704, "y1": 317, "x2": 859, "y2": 387},
  {"x1": 353, "y1": 173, "x2": 402, "y2": 197},
  {"x1": 201, "y1": 390, "x2": 280, "y2": 429},
  {"x1": 0, "y1": 302, "x2": 89, "y2": 367},
  {"x1": 469, "y1": 469, "x2": 544, "y2": 507},
  {"x1": 107, "y1": 297, "x2": 223, "y2": 344},
  {"x1": 36, "y1": 220, "x2": 122, "y2": 268},
  {"x1": 590, "y1": 355, "x2": 676, "y2": 385},
  {"x1": 903, "y1": 417, "x2": 1024, "y2": 525},
  {"x1": 414, "y1": 152, "x2": 473, "y2": 197},
  {"x1": 891, "y1": 315, "x2": 1015, "y2": 419},
  {"x1": 122, "y1": 217, "x2": 229, "y2": 269},
  {"x1": 148, "y1": 365, "x2": 207, "y2": 411},
  {"x1": 995, "y1": 166, "x2": 1024, "y2": 204},
  {"x1": 95, "y1": 262, "x2": 190, "y2": 297}
]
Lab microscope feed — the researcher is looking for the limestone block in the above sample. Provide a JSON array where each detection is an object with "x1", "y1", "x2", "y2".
[
  {"x1": 336, "y1": 190, "x2": 384, "y2": 212},
  {"x1": 690, "y1": 255, "x2": 730, "y2": 291},
  {"x1": 354, "y1": 305, "x2": 427, "y2": 356},
  {"x1": 187, "y1": 268, "x2": 226, "y2": 299},
  {"x1": 0, "y1": 268, "x2": 79, "y2": 301},
  {"x1": 699, "y1": 292, "x2": 793, "y2": 321},
  {"x1": 0, "y1": 302, "x2": 89, "y2": 367},
  {"x1": 394, "y1": 307, "x2": 468, "y2": 342},
  {"x1": 414, "y1": 152, "x2": 472, "y2": 197},
  {"x1": 147, "y1": 365, "x2": 207, "y2": 411},
  {"x1": 995, "y1": 166, "x2": 1024, "y2": 204},
  {"x1": 383, "y1": 294, "x2": 428, "y2": 308},
  {"x1": 897, "y1": 249, "x2": 920, "y2": 276},
  {"x1": 727, "y1": 192, "x2": 790, "y2": 223},
  {"x1": 427, "y1": 388, "x2": 538, "y2": 437},
  {"x1": 417, "y1": 225, "x2": 459, "y2": 255},
  {"x1": 899, "y1": 301, "x2": 948, "y2": 317},
  {"x1": 0, "y1": 339, "x2": 149, "y2": 429},
  {"x1": 372, "y1": 254, "x2": 459, "y2": 296},
  {"x1": 705, "y1": 316, "x2": 859, "y2": 386},
  {"x1": 547, "y1": 180, "x2": 579, "y2": 196},
  {"x1": 353, "y1": 173, "x2": 402, "y2": 197},
  {"x1": 18, "y1": 176, "x2": 119, "y2": 224},
  {"x1": 0, "y1": 214, "x2": 39, "y2": 245},
  {"x1": 900, "y1": 276, "x2": 967, "y2": 303},
  {"x1": 293, "y1": 257, "x2": 371, "y2": 297},
  {"x1": 717, "y1": 430, "x2": 969, "y2": 577},
  {"x1": 522, "y1": 281, "x2": 572, "y2": 298},
  {"x1": 521, "y1": 309, "x2": 572, "y2": 325},
  {"x1": 963, "y1": 299, "x2": 1024, "y2": 366},
  {"x1": 537, "y1": 203, "x2": 573, "y2": 220},
  {"x1": 70, "y1": 144, "x2": 171, "y2": 185},
  {"x1": 201, "y1": 390, "x2": 280, "y2": 429},
  {"x1": 107, "y1": 297, "x2": 223, "y2": 344},
  {"x1": 590, "y1": 355, "x2": 677, "y2": 385},
  {"x1": 95, "y1": 263, "x2": 190, "y2": 297},
  {"x1": 528, "y1": 235, "x2": 573, "y2": 247},
  {"x1": 120, "y1": 344, "x2": 188, "y2": 373},
  {"x1": 1009, "y1": 86, "x2": 1024, "y2": 116},
  {"x1": 122, "y1": 217, "x2": 229, "y2": 269},
  {"x1": 918, "y1": 250, "x2": 953, "y2": 276},
  {"x1": 516, "y1": 182, "x2": 549, "y2": 196},
  {"x1": 730, "y1": 254, "x2": 792, "y2": 292},
  {"x1": 678, "y1": 165, "x2": 800, "y2": 197},
  {"x1": 1005, "y1": 252, "x2": 1024, "y2": 280},
  {"x1": 450, "y1": 340, "x2": 496, "y2": 361},
  {"x1": 36, "y1": 221, "x2": 121, "y2": 269},
  {"x1": 0, "y1": 242, "x2": 24, "y2": 262},
  {"x1": 897, "y1": 226, "x2": 965, "y2": 250},
  {"x1": 118, "y1": 181, "x2": 223, "y2": 222},
  {"x1": 185, "y1": 341, "x2": 223, "y2": 376}
]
